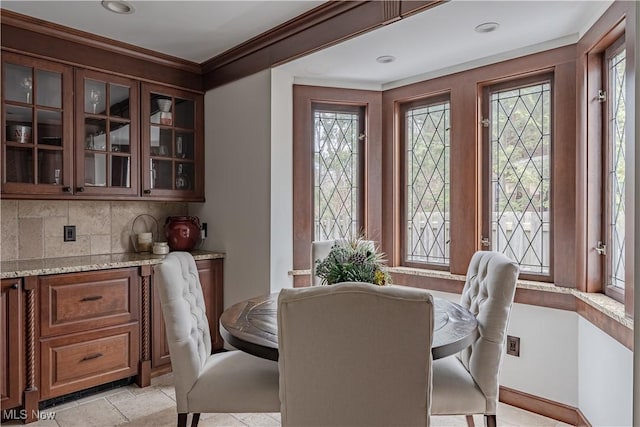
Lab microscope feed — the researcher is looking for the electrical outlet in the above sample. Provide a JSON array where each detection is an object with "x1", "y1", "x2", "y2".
[
  {"x1": 506, "y1": 335, "x2": 520, "y2": 357},
  {"x1": 64, "y1": 225, "x2": 76, "y2": 242}
]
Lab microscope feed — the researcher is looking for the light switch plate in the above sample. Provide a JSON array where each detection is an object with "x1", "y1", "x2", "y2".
[
  {"x1": 64, "y1": 225, "x2": 76, "y2": 242},
  {"x1": 506, "y1": 335, "x2": 520, "y2": 357}
]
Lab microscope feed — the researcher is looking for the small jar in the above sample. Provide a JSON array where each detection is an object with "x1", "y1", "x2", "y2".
[
  {"x1": 153, "y1": 241, "x2": 170, "y2": 255},
  {"x1": 137, "y1": 232, "x2": 153, "y2": 253}
]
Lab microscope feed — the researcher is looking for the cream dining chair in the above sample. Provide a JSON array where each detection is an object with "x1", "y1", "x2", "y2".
[
  {"x1": 431, "y1": 251, "x2": 519, "y2": 427},
  {"x1": 277, "y1": 282, "x2": 435, "y2": 426},
  {"x1": 154, "y1": 252, "x2": 280, "y2": 427}
]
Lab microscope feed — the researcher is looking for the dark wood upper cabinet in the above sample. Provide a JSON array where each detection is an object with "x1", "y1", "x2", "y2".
[
  {"x1": 1, "y1": 52, "x2": 74, "y2": 197},
  {"x1": 141, "y1": 83, "x2": 204, "y2": 201},
  {"x1": 74, "y1": 69, "x2": 139, "y2": 197},
  {"x1": 1, "y1": 51, "x2": 204, "y2": 201}
]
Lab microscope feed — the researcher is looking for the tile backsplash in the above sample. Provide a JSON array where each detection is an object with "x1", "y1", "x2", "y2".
[{"x1": 1, "y1": 199, "x2": 188, "y2": 261}]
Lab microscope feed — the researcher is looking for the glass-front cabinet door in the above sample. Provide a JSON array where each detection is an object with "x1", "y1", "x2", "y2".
[
  {"x1": 141, "y1": 83, "x2": 203, "y2": 200},
  {"x1": 1, "y1": 52, "x2": 73, "y2": 196},
  {"x1": 75, "y1": 70, "x2": 139, "y2": 196}
]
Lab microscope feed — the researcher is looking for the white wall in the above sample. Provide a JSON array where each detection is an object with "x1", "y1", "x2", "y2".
[
  {"x1": 431, "y1": 290, "x2": 580, "y2": 407},
  {"x1": 191, "y1": 69, "x2": 272, "y2": 308},
  {"x1": 502, "y1": 303, "x2": 579, "y2": 407},
  {"x1": 634, "y1": 3, "x2": 640, "y2": 424},
  {"x1": 269, "y1": 68, "x2": 295, "y2": 292},
  {"x1": 579, "y1": 317, "x2": 633, "y2": 426},
  {"x1": 431, "y1": 290, "x2": 635, "y2": 425}
]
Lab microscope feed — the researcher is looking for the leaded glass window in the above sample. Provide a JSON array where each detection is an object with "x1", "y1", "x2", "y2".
[
  {"x1": 405, "y1": 100, "x2": 450, "y2": 266},
  {"x1": 313, "y1": 105, "x2": 364, "y2": 241},
  {"x1": 487, "y1": 79, "x2": 552, "y2": 275},
  {"x1": 606, "y1": 45, "x2": 626, "y2": 291}
]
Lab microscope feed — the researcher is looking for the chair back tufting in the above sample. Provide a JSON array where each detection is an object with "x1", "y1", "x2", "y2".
[
  {"x1": 278, "y1": 282, "x2": 434, "y2": 426},
  {"x1": 155, "y1": 252, "x2": 212, "y2": 412},
  {"x1": 458, "y1": 251, "x2": 519, "y2": 413}
]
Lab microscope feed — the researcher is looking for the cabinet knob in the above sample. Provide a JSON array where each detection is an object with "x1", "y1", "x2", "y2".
[
  {"x1": 11, "y1": 283, "x2": 19, "y2": 290},
  {"x1": 76, "y1": 187, "x2": 85, "y2": 192},
  {"x1": 63, "y1": 186, "x2": 72, "y2": 193},
  {"x1": 144, "y1": 189, "x2": 151, "y2": 194}
]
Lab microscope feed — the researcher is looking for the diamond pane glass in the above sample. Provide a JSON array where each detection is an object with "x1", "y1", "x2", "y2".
[
  {"x1": 608, "y1": 49, "x2": 626, "y2": 290},
  {"x1": 313, "y1": 109, "x2": 360, "y2": 240},
  {"x1": 405, "y1": 101, "x2": 450, "y2": 265},
  {"x1": 490, "y1": 81, "x2": 551, "y2": 274}
]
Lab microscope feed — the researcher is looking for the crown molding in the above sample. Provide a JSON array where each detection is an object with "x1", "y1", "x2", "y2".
[
  {"x1": 0, "y1": 9, "x2": 202, "y2": 75},
  {"x1": 202, "y1": 0, "x2": 445, "y2": 90}
]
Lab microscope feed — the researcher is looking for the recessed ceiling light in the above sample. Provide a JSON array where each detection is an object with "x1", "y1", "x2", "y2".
[
  {"x1": 101, "y1": 0, "x2": 134, "y2": 14},
  {"x1": 475, "y1": 22, "x2": 499, "y2": 33},
  {"x1": 376, "y1": 55, "x2": 396, "y2": 64}
]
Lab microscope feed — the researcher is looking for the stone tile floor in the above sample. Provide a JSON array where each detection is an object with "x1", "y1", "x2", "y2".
[{"x1": 4, "y1": 373, "x2": 571, "y2": 426}]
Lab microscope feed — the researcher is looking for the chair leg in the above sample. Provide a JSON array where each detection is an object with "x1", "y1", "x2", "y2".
[
  {"x1": 177, "y1": 413, "x2": 188, "y2": 427},
  {"x1": 191, "y1": 413, "x2": 201, "y2": 427},
  {"x1": 484, "y1": 414, "x2": 497, "y2": 427},
  {"x1": 465, "y1": 415, "x2": 475, "y2": 427}
]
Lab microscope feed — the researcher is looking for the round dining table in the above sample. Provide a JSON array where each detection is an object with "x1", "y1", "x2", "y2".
[{"x1": 220, "y1": 291, "x2": 478, "y2": 360}]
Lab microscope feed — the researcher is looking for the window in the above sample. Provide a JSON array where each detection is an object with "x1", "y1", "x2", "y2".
[
  {"x1": 313, "y1": 104, "x2": 365, "y2": 241},
  {"x1": 603, "y1": 37, "x2": 626, "y2": 301},
  {"x1": 402, "y1": 96, "x2": 450, "y2": 268},
  {"x1": 292, "y1": 86, "x2": 380, "y2": 283},
  {"x1": 483, "y1": 76, "x2": 552, "y2": 278}
]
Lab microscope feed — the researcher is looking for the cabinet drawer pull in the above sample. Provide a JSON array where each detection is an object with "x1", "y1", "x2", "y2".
[
  {"x1": 81, "y1": 353, "x2": 103, "y2": 361},
  {"x1": 80, "y1": 295, "x2": 103, "y2": 302}
]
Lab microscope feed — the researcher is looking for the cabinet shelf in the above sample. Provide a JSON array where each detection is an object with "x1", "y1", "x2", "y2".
[{"x1": 2, "y1": 52, "x2": 203, "y2": 201}]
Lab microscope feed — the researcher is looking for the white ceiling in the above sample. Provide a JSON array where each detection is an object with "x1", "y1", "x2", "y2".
[
  {"x1": 280, "y1": 0, "x2": 614, "y2": 89},
  {"x1": 1, "y1": 0, "x2": 613, "y2": 89},
  {"x1": 0, "y1": 0, "x2": 325, "y2": 63}
]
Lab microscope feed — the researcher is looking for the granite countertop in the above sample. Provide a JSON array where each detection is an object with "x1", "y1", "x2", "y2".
[{"x1": 0, "y1": 250, "x2": 225, "y2": 279}]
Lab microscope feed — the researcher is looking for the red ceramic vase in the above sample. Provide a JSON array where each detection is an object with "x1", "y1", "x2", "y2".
[{"x1": 165, "y1": 216, "x2": 200, "y2": 251}]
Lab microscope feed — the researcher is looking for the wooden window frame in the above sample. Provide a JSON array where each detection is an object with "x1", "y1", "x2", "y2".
[
  {"x1": 292, "y1": 85, "x2": 382, "y2": 287},
  {"x1": 311, "y1": 103, "x2": 366, "y2": 241},
  {"x1": 602, "y1": 35, "x2": 626, "y2": 304},
  {"x1": 399, "y1": 93, "x2": 451, "y2": 271},
  {"x1": 580, "y1": 7, "x2": 635, "y2": 316},
  {"x1": 481, "y1": 73, "x2": 555, "y2": 282}
]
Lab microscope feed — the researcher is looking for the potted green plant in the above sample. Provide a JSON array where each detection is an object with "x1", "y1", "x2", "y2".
[{"x1": 314, "y1": 238, "x2": 391, "y2": 286}]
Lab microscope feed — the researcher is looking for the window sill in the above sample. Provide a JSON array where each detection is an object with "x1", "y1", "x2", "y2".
[{"x1": 289, "y1": 267, "x2": 633, "y2": 332}]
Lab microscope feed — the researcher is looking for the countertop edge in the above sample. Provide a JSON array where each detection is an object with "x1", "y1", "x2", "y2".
[{"x1": 0, "y1": 251, "x2": 225, "y2": 279}]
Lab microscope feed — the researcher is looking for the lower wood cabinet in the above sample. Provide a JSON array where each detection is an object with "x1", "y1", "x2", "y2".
[
  {"x1": 151, "y1": 258, "x2": 224, "y2": 370},
  {"x1": 1, "y1": 255, "x2": 223, "y2": 422},
  {"x1": 38, "y1": 268, "x2": 140, "y2": 400},
  {"x1": 1, "y1": 278, "x2": 23, "y2": 411},
  {"x1": 40, "y1": 323, "x2": 139, "y2": 399}
]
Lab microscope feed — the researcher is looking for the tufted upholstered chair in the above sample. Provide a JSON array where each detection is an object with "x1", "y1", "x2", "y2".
[
  {"x1": 431, "y1": 251, "x2": 519, "y2": 427},
  {"x1": 278, "y1": 282, "x2": 434, "y2": 426},
  {"x1": 311, "y1": 239, "x2": 375, "y2": 285},
  {"x1": 154, "y1": 252, "x2": 280, "y2": 427}
]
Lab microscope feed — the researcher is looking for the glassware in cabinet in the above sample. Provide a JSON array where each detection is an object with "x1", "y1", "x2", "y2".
[
  {"x1": 1, "y1": 53, "x2": 73, "y2": 195},
  {"x1": 75, "y1": 70, "x2": 139, "y2": 196},
  {"x1": 141, "y1": 83, "x2": 203, "y2": 200}
]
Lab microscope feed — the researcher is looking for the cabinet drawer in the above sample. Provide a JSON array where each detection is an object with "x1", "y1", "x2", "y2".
[
  {"x1": 40, "y1": 268, "x2": 139, "y2": 337},
  {"x1": 40, "y1": 323, "x2": 139, "y2": 400}
]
